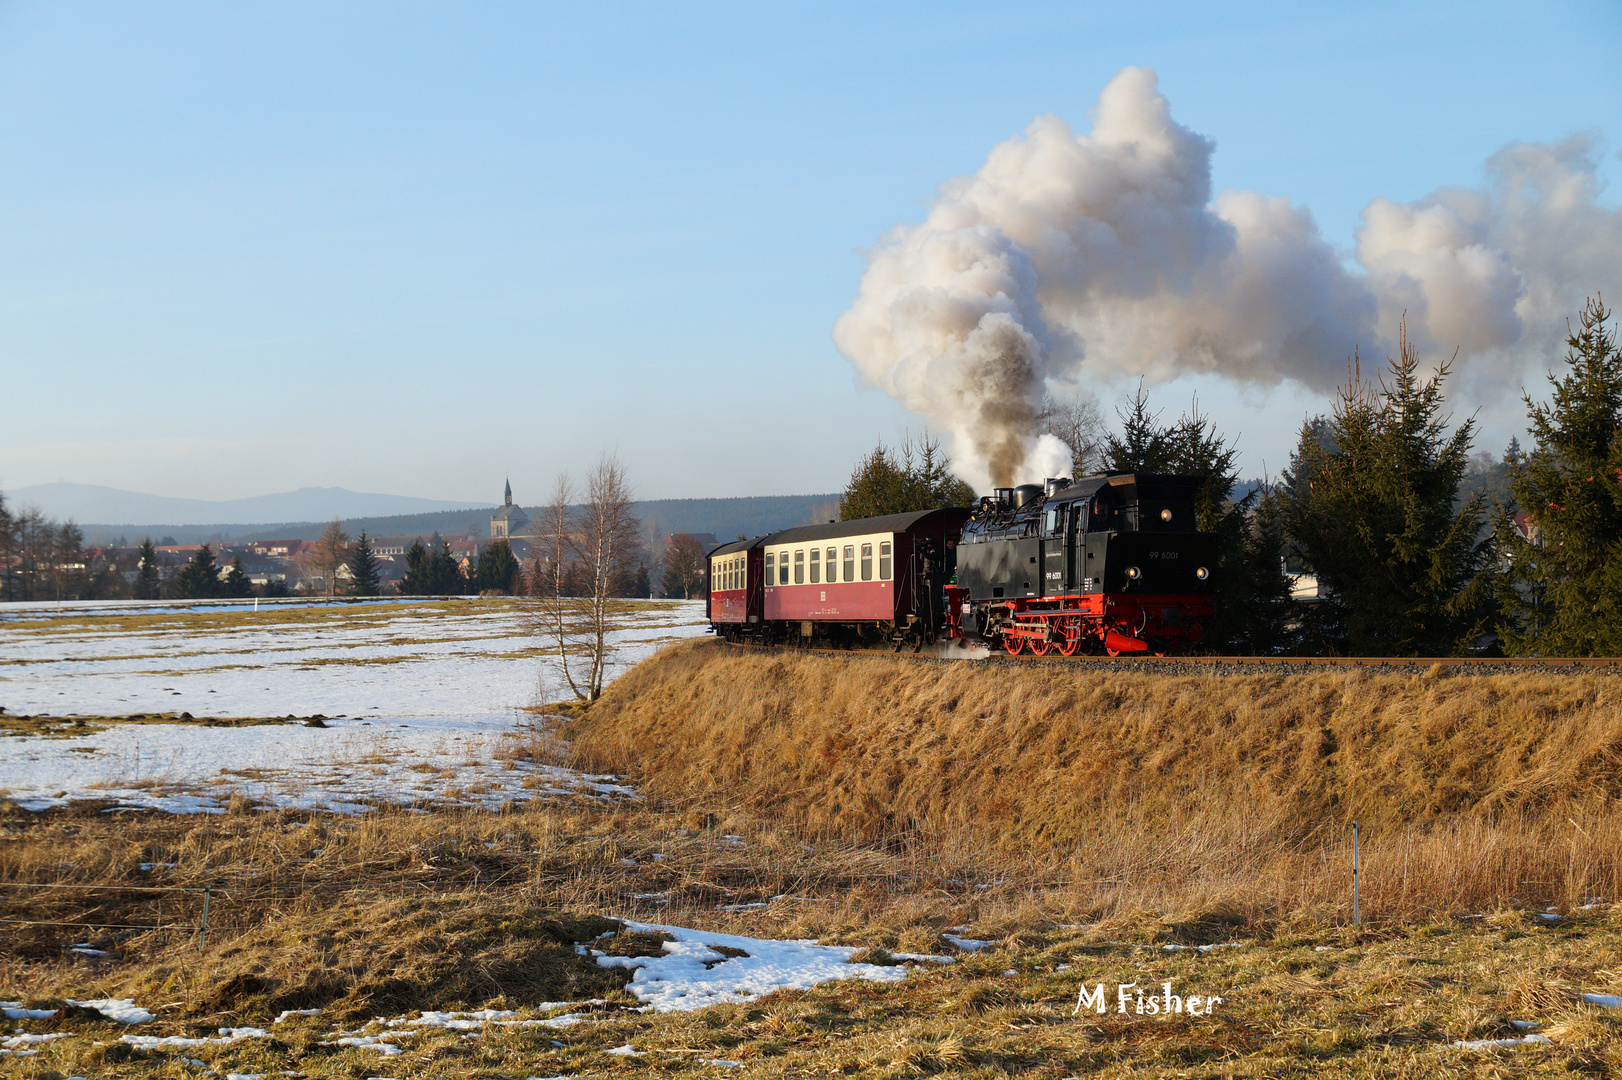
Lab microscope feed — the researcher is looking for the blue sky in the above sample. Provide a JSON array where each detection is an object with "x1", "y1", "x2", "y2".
[{"x1": 1, "y1": 1, "x2": 1618, "y2": 503}]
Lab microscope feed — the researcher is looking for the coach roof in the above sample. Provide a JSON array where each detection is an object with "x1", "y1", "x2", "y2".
[{"x1": 764, "y1": 507, "x2": 971, "y2": 547}]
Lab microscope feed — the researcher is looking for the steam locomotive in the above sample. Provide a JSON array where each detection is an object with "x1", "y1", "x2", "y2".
[{"x1": 706, "y1": 472, "x2": 1216, "y2": 656}]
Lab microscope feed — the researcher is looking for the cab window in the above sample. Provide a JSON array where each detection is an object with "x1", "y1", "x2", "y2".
[
  {"x1": 843, "y1": 545, "x2": 855, "y2": 582},
  {"x1": 1046, "y1": 504, "x2": 1064, "y2": 535},
  {"x1": 860, "y1": 543, "x2": 873, "y2": 581},
  {"x1": 879, "y1": 541, "x2": 892, "y2": 580},
  {"x1": 794, "y1": 549, "x2": 804, "y2": 584},
  {"x1": 809, "y1": 548, "x2": 820, "y2": 583}
]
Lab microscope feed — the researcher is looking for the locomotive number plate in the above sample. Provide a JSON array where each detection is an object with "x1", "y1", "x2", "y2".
[{"x1": 1148, "y1": 551, "x2": 1180, "y2": 559}]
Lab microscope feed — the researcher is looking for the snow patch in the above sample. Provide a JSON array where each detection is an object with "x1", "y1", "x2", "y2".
[
  {"x1": 595, "y1": 920, "x2": 941, "y2": 1012},
  {"x1": 65, "y1": 998, "x2": 153, "y2": 1024}
]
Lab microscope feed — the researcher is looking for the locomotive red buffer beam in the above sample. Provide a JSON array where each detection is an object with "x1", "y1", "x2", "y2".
[{"x1": 1104, "y1": 628, "x2": 1149, "y2": 654}]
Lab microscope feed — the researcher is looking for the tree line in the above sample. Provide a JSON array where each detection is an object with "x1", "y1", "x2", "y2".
[{"x1": 840, "y1": 298, "x2": 1622, "y2": 658}]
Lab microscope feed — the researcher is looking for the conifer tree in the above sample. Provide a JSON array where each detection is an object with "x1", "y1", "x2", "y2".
[
  {"x1": 839, "y1": 433, "x2": 976, "y2": 520},
  {"x1": 349, "y1": 531, "x2": 382, "y2": 596},
  {"x1": 222, "y1": 556, "x2": 254, "y2": 598},
  {"x1": 170, "y1": 544, "x2": 221, "y2": 600},
  {"x1": 134, "y1": 538, "x2": 162, "y2": 600},
  {"x1": 400, "y1": 538, "x2": 429, "y2": 594},
  {"x1": 474, "y1": 539, "x2": 519, "y2": 594},
  {"x1": 1497, "y1": 297, "x2": 1622, "y2": 655},
  {"x1": 427, "y1": 538, "x2": 464, "y2": 595},
  {"x1": 1283, "y1": 327, "x2": 1495, "y2": 655}
]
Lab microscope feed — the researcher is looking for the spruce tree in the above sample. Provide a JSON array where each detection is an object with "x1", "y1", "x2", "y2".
[
  {"x1": 400, "y1": 538, "x2": 429, "y2": 595},
  {"x1": 427, "y1": 539, "x2": 464, "y2": 595},
  {"x1": 1497, "y1": 297, "x2": 1622, "y2": 655},
  {"x1": 1283, "y1": 328, "x2": 1495, "y2": 656},
  {"x1": 134, "y1": 538, "x2": 162, "y2": 600},
  {"x1": 349, "y1": 531, "x2": 382, "y2": 596},
  {"x1": 838, "y1": 433, "x2": 976, "y2": 520},
  {"x1": 475, "y1": 539, "x2": 519, "y2": 594},
  {"x1": 171, "y1": 544, "x2": 221, "y2": 600},
  {"x1": 222, "y1": 556, "x2": 254, "y2": 598}
]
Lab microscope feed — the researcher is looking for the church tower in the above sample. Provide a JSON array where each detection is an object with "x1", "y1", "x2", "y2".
[{"x1": 491, "y1": 478, "x2": 529, "y2": 539}]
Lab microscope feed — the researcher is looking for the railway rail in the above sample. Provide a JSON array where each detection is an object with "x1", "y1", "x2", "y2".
[{"x1": 716, "y1": 639, "x2": 1622, "y2": 669}]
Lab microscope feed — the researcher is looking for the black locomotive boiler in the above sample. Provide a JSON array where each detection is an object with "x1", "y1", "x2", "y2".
[{"x1": 945, "y1": 473, "x2": 1217, "y2": 655}]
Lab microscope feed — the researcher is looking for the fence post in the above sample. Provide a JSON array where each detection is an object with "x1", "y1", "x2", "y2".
[
  {"x1": 1352, "y1": 821, "x2": 1361, "y2": 928},
  {"x1": 198, "y1": 885, "x2": 212, "y2": 950}
]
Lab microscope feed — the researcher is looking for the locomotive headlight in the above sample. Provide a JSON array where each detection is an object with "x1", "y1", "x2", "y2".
[
  {"x1": 1160, "y1": 508, "x2": 1172, "y2": 522},
  {"x1": 1196, "y1": 566, "x2": 1209, "y2": 580},
  {"x1": 1126, "y1": 566, "x2": 1141, "y2": 580}
]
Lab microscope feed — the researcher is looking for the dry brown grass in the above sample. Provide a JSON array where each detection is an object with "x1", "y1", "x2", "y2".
[
  {"x1": 569, "y1": 641, "x2": 1622, "y2": 923},
  {"x1": 6, "y1": 796, "x2": 1622, "y2": 1076}
]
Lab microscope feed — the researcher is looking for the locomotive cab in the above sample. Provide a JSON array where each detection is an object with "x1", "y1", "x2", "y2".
[{"x1": 955, "y1": 472, "x2": 1217, "y2": 655}]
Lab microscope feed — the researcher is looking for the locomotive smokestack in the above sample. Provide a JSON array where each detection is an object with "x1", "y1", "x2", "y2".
[{"x1": 834, "y1": 67, "x2": 1621, "y2": 491}]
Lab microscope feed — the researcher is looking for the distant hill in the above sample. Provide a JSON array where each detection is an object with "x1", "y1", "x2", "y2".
[
  {"x1": 69, "y1": 494, "x2": 843, "y2": 547},
  {"x1": 9, "y1": 482, "x2": 492, "y2": 526}
]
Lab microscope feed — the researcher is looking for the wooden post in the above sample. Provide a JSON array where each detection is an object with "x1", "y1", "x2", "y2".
[
  {"x1": 198, "y1": 885, "x2": 212, "y2": 949},
  {"x1": 1352, "y1": 821, "x2": 1361, "y2": 928}
]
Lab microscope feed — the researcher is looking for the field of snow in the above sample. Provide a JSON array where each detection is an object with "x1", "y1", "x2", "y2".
[{"x1": 0, "y1": 597, "x2": 709, "y2": 813}]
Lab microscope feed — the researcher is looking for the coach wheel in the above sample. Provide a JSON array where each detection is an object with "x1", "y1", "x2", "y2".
[
  {"x1": 1001, "y1": 633, "x2": 1024, "y2": 656},
  {"x1": 1056, "y1": 619, "x2": 1082, "y2": 657}
]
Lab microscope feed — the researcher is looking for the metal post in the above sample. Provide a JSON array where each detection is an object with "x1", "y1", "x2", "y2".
[
  {"x1": 1352, "y1": 821, "x2": 1361, "y2": 928},
  {"x1": 198, "y1": 885, "x2": 212, "y2": 949}
]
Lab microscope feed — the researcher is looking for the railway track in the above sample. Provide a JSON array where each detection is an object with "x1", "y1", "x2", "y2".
[{"x1": 716, "y1": 638, "x2": 1622, "y2": 669}]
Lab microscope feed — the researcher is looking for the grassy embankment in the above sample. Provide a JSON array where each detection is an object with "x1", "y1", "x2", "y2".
[{"x1": 6, "y1": 639, "x2": 1622, "y2": 1076}]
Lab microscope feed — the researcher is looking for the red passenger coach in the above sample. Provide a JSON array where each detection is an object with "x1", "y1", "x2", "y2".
[
  {"x1": 758, "y1": 508, "x2": 970, "y2": 648},
  {"x1": 706, "y1": 537, "x2": 765, "y2": 639}
]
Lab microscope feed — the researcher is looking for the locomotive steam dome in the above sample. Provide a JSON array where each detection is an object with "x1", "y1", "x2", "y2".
[{"x1": 1010, "y1": 484, "x2": 1043, "y2": 508}]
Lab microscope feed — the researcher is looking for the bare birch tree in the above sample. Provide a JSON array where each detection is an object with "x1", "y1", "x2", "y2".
[
  {"x1": 530, "y1": 456, "x2": 642, "y2": 702},
  {"x1": 574, "y1": 454, "x2": 639, "y2": 700},
  {"x1": 534, "y1": 472, "x2": 585, "y2": 701}
]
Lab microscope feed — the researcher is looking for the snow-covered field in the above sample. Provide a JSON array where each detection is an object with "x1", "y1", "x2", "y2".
[{"x1": 0, "y1": 597, "x2": 709, "y2": 813}]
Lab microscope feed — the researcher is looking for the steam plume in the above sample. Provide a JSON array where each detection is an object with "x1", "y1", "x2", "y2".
[{"x1": 833, "y1": 67, "x2": 1622, "y2": 491}]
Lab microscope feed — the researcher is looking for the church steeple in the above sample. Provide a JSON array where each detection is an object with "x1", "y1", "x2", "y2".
[{"x1": 504, "y1": 478, "x2": 512, "y2": 506}]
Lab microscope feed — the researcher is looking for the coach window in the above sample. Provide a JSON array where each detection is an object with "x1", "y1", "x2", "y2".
[
  {"x1": 809, "y1": 548, "x2": 820, "y2": 583},
  {"x1": 860, "y1": 543, "x2": 873, "y2": 581},
  {"x1": 843, "y1": 545, "x2": 856, "y2": 581},
  {"x1": 794, "y1": 549, "x2": 805, "y2": 584},
  {"x1": 764, "y1": 553, "x2": 774, "y2": 586},
  {"x1": 826, "y1": 546, "x2": 838, "y2": 582},
  {"x1": 779, "y1": 554, "x2": 789, "y2": 585},
  {"x1": 879, "y1": 541, "x2": 892, "y2": 579}
]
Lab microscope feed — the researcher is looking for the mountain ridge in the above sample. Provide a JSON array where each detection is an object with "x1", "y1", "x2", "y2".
[{"x1": 5, "y1": 482, "x2": 493, "y2": 526}]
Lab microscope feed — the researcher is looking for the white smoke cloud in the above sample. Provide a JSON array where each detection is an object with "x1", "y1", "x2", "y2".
[{"x1": 834, "y1": 66, "x2": 1621, "y2": 491}]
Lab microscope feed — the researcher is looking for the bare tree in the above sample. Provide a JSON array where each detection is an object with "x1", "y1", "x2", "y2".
[
  {"x1": 314, "y1": 519, "x2": 351, "y2": 598},
  {"x1": 1040, "y1": 391, "x2": 1108, "y2": 477},
  {"x1": 533, "y1": 472, "x2": 584, "y2": 700},
  {"x1": 660, "y1": 534, "x2": 707, "y2": 599},
  {"x1": 574, "y1": 454, "x2": 640, "y2": 700}
]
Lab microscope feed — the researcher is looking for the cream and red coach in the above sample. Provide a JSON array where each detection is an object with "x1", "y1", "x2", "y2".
[
  {"x1": 705, "y1": 537, "x2": 764, "y2": 640},
  {"x1": 709, "y1": 508, "x2": 970, "y2": 648}
]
